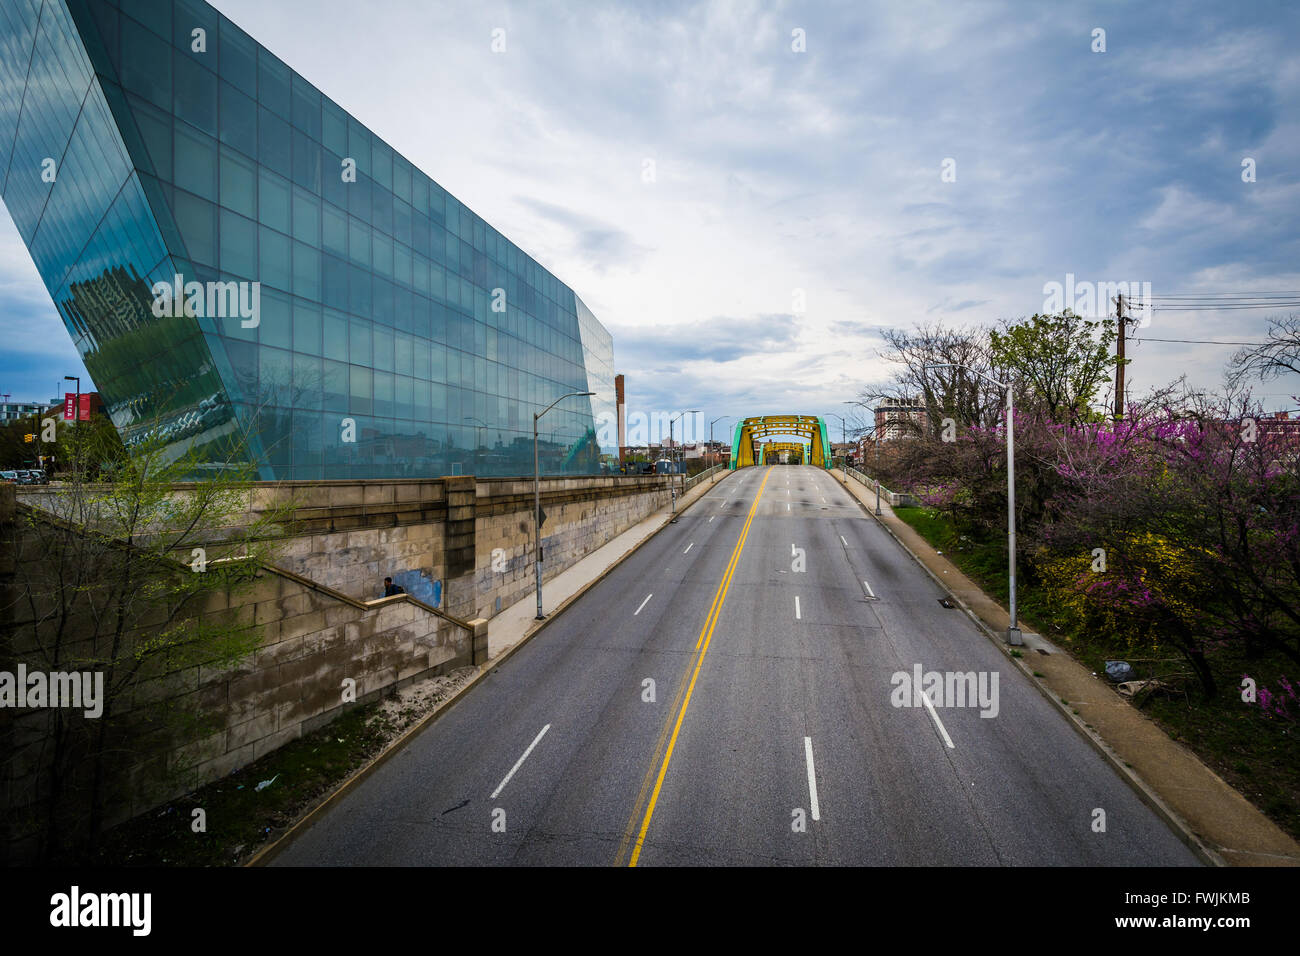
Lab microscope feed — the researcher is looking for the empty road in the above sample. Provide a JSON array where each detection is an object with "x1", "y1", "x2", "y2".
[{"x1": 273, "y1": 465, "x2": 1200, "y2": 866}]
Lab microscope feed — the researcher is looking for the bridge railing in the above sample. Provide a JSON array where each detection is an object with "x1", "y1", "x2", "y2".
[
  {"x1": 844, "y1": 466, "x2": 920, "y2": 508},
  {"x1": 683, "y1": 463, "x2": 725, "y2": 491}
]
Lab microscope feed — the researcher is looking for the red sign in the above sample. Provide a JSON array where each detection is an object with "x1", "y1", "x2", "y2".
[{"x1": 63, "y1": 393, "x2": 92, "y2": 421}]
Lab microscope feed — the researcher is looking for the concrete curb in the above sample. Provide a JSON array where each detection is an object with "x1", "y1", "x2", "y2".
[
  {"x1": 246, "y1": 471, "x2": 724, "y2": 866},
  {"x1": 833, "y1": 473, "x2": 1227, "y2": 868}
]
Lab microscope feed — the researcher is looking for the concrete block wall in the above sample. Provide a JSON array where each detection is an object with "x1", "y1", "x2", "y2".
[
  {"x1": 5, "y1": 473, "x2": 670, "y2": 856},
  {"x1": 471, "y1": 477, "x2": 671, "y2": 619},
  {"x1": 163, "y1": 571, "x2": 465, "y2": 818},
  {"x1": 226, "y1": 475, "x2": 672, "y2": 624}
]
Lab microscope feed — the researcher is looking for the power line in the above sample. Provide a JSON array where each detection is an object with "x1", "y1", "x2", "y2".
[
  {"x1": 1131, "y1": 304, "x2": 1300, "y2": 311},
  {"x1": 1133, "y1": 336, "x2": 1270, "y2": 345},
  {"x1": 1142, "y1": 291, "x2": 1300, "y2": 298}
]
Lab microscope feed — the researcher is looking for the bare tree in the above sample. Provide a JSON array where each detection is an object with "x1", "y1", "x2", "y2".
[
  {"x1": 863, "y1": 321, "x2": 1003, "y2": 437},
  {"x1": 1228, "y1": 313, "x2": 1300, "y2": 390}
]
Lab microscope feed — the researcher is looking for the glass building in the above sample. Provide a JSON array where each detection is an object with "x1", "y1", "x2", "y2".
[{"x1": 0, "y1": 0, "x2": 616, "y2": 479}]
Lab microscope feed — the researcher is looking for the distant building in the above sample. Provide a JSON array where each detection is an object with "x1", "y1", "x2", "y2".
[
  {"x1": 875, "y1": 396, "x2": 928, "y2": 440},
  {"x1": 0, "y1": 401, "x2": 49, "y2": 424}
]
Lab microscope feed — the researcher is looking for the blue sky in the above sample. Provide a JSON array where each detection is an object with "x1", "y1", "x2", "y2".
[{"x1": 3, "y1": 0, "x2": 1298, "y2": 439}]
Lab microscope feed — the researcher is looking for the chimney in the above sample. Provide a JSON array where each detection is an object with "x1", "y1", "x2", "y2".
[{"x1": 615, "y1": 373, "x2": 627, "y2": 465}]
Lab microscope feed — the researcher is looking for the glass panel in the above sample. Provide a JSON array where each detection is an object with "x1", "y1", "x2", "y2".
[
  {"x1": 220, "y1": 207, "x2": 256, "y2": 277},
  {"x1": 373, "y1": 231, "x2": 392, "y2": 277},
  {"x1": 349, "y1": 365, "x2": 372, "y2": 415},
  {"x1": 258, "y1": 224, "x2": 291, "y2": 292},
  {"x1": 258, "y1": 106, "x2": 291, "y2": 177},
  {"x1": 218, "y1": 79, "x2": 256, "y2": 157},
  {"x1": 373, "y1": 370, "x2": 393, "y2": 417},
  {"x1": 322, "y1": 358, "x2": 347, "y2": 411},
  {"x1": 292, "y1": 240, "x2": 320, "y2": 300},
  {"x1": 394, "y1": 332, "x2": 412, "y2": 376},
  {"x1": 370, "y1": 137, "x2": 392, "y2": 190},
  {"x1": 348, "y1": 217, "x2": 369, "y2": 266},
  {"x1": 292, "y1": 186, "x2": 320, "y2": 245},
  {"x1": 258, "y1": 168, "x2": 290, "y2": 233},
  {"x1": 291, "y1": 129, "x2": 320, "y2": 193},
  {"x1": 120, "y1": 15, "x2": 171, "y2": 109},
  {"x1": 128, "y1": 94, "x2": 172, "y2": 182},
  {"x1": 293, "y1": 299, "x2": 322, "y2": 355},
  {"x1": 321, "y1": 201, "x2": 346, "y2": 256},
  {"x1": 348, "y1": 264, "x2": 370, "y2": 315},
  {"x1": 218, "y1": 16, "x2": 256, "y2": 96},
  {"x1": 394, "y1": 156, "x2": 412, "y2": 203},
  {"x1": 322, "y1": 97, "x2": 347, "y2": 155},
  {"x1": 173, "y1": 49, "x2": 217, "y2": 136},
  {"x1": 323, "y1": 309, "x2": 348, "y2": 362},
  {"x1": 218, "y1": 145, "x2": 256, "y2": 216},
  {"x1": 290, "y1": 72, "x2": 322, "y2": 140},
  {"x1": 322, "y1": 252, "x2": 347, "y2": 309},
  {"x1": 173, "y1": 123, "x2": 217, "y2": 200},
  {"x1": 292, "y1": 352, "x2": 322, "y2": 410},
  {"x1": 258, "y1": 48, "x2": 291, "y2": 118},
  {"x1": 173, "y1": 189, "x2": 216, "y2": 265},
  {"x1": 349, "y1": 317, "x2": 371, "y2": 366},
  {"x1": 258, "y1": 287, "x2": 291, "y2": 349},
  {"x1": 373, "y1": 326, "x2": 393, "y2": 372}
]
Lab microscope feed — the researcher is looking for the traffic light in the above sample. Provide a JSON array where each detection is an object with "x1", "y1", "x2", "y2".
[{"x1": 24, "y1": 433, "x2": 35, "y2": 443}]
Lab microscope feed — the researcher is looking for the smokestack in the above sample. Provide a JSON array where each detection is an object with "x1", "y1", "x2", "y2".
[{"x1": 615, "y1": 373, "x2": 627, "y2": 465}]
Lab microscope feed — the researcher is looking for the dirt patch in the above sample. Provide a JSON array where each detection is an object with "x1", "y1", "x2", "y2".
[{"x1": 78, "y1": 666, "x2": 480, "y2": 866}]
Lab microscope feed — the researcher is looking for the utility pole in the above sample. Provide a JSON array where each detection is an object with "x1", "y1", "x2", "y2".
[{"x1": 1113, "y1": 293, "x2": 1127, "y2": 422}]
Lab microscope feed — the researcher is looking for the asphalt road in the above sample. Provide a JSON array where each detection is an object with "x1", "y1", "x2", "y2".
[{"x1": 273, "y1": 465, "x2": 1201, "y2": 866}]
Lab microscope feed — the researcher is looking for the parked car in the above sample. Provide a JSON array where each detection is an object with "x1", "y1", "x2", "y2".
[
  {"x1": 0, "y1": 470, "x2": 18, "y2": 484},
  {"x1": 15, "y1": 470, "x2": 37, "y2": 485}
]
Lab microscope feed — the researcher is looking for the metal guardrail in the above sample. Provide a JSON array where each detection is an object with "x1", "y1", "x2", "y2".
[
  {"x1": 683, "y1": 463, "x2": 724, "y2": 491},
  {"x1": 844, "y1": 467, "x2": 921, "y2": 508}
]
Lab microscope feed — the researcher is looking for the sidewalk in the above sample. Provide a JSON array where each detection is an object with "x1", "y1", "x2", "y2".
[
  {"x1": 487, "y1": 470, "x2": 725, "y2": 659},
  {"x1": 835, "y1": 470, "x2": 1300, "y2": 867}
]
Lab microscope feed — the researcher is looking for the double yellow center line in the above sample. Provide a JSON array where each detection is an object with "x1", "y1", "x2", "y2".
[{"x1": 616, "y1": 467, "x2": 772, "y2": 866}]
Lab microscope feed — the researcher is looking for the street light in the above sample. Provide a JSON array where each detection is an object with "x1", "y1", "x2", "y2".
[
  {"x1": 825, "y1": 412, "x2": 849, "y2": 474},
  {"x1": 64, "y1": 375, "x2": 80, "y2": 473},
  {"x1": 708, "y1": 416, "x2": 731, "y2": 470},
  {"x1": 533, "y1": 390, "x2": 594, "y2": 620},
  {"x1": 463, "y1": 416, "x2": 488, "y2": 473},
  {"x1": 923, "y1": 364, "x2": 1021, "y2": 646},
  {"x1": 668, "y1": 409, "x2": 699, "y2": 522},
  {"x1": 845, "y1": 400, "x2": 881, "y2": 515}
]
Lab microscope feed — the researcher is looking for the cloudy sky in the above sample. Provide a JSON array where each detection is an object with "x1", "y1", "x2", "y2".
[{"x1": 3, "y1": 0, "x2": 1299, "y2": 441}]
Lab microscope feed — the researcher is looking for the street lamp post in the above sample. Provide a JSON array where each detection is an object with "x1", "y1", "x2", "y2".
[
  {"x1": 668, "y1": 409, "x2": 699, "y2": 522},
  {"x1": 64, "y1": 375, "x2": 80, "y2": 474},
  {"x1": 825, "y1": 412, "x2": 849, "y2": 474},
  {"x1": 533, "y1": 390, "x2": 594, "y2": 620},
  {"x1": 844, "y1": 400, "x2": 881, "y2": 515},
  {"x1": 708, "y1": 416, "x2": 730, "y2": 471},
  {"x1": 464, "y1": 416, "x2": 487, "y2": 472},
  {"x1": 922, "y1": 364, "x2": 1021, "y2": 646}
]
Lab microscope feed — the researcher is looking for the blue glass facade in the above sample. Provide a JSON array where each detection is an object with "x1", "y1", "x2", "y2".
[{"x1": 0, "y1": 0, "x2": 615, "y2": 478}]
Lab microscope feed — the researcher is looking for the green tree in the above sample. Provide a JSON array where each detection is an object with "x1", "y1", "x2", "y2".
[
  {"x1": 2, "y1": 413, "x2": 290, "y2": 861},
  {"x1": 989, "y1": 311, "x2": 1116, "y2": 424}
]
